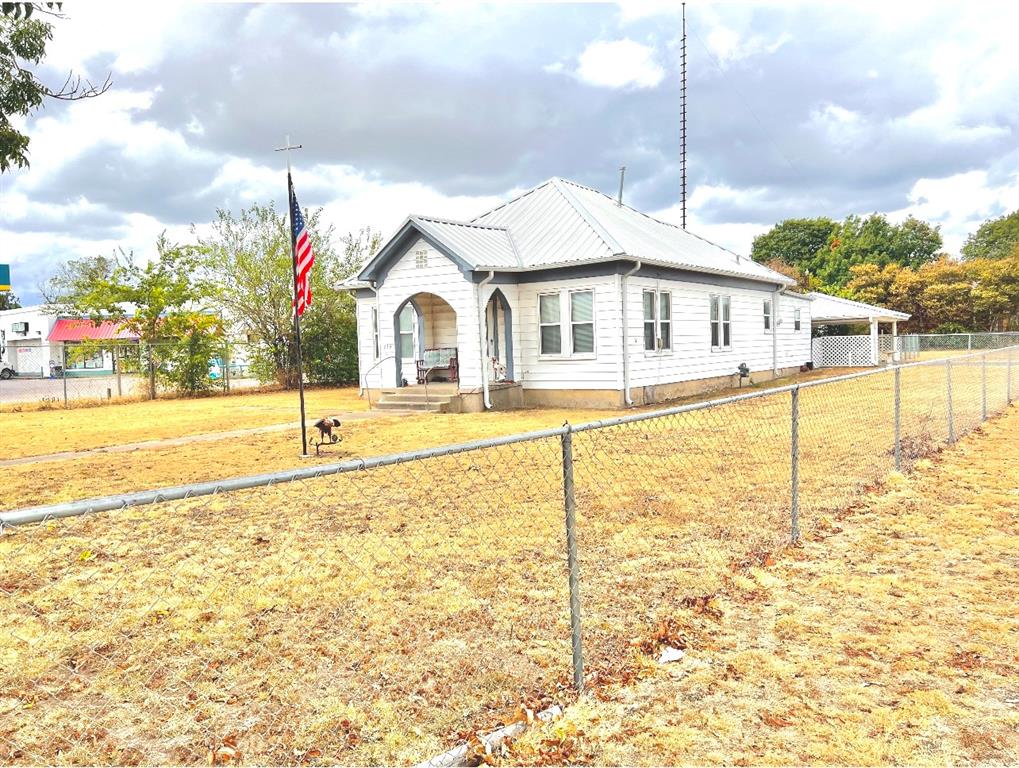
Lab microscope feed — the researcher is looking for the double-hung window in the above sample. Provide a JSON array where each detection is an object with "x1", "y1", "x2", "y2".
[
  {"x1": 539, "y1": 289, "x2": 596, "y2": 356},
  {"x1": 794, "y1": 308, "x2": 802, "y2": 331},
  {"x1": 539, "y1": 293, "x2": 562, "y2": 355},
  {"x1": 371, "y1": 306, "x2": 380, "y2": 359},
  {"x1": 763, "y1": 299, "x2": 772, "y2": 332},
  {"x1": 570, "y1": 290, "x2": 595, "y2": 355},
  {"x1": 710, "y1": 294, "x2": 731, "y2": 350},
  {"x1": 398, "y1": 304, "x2": 415, "y2": 358},
  {"x1": 643, "y1": 290, "x2": 672, "y2": 352}
]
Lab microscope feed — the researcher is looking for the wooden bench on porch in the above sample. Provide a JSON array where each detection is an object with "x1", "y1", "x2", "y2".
[{"x1": 416, "y1": 347, "x2": 459, "y2": 384}]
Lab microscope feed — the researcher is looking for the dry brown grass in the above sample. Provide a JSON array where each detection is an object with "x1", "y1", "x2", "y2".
[
  {"x1": 0, "y1": 387, "x2": 367, "y2": 461},
  {"x1": 506, "y1": 405, "x2": 1019, "y2": 766},
  {"x1": 0, "y1": 366, "x2": 853, "y2": 512},
  {"x1": 0, "y1": 355, "x2": 1015, "y2": 765}
]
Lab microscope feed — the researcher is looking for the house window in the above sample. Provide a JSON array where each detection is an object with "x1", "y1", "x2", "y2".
[
  {"x1": 414, "y1": 250, "x2": 428, "y2": 269},
  {"x1": 794, "y1": 309, "x2": 802, "y2": 331},
  {"x1": 398, "y1": 304, "x2": 415, "y2": 358},
  {"x1": 643, "y1": 290, "x2": 672, "y2": 352},
  {"x1": 763, "y1": 299, "x2": 772, "y2": 332},
  {"x1": 570, "y1": 290, "x2": 595, "y2": 355},
  {"x1": 539, "y1": 293, "x2": 561, "y2": 355},
  {"x1": 371, "y1": 306, "x2": 380, "y2": 359},
  {"x1": 710, "y1": 295, "x2": 731, "y2": 350}
]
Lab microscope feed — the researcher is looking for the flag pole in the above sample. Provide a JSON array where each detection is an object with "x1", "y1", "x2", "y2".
[{"x1": 280, "y1": 135, "x2": 309, "y2": 457}]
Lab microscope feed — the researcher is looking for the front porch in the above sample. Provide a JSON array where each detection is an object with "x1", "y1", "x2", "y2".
[{"x1": 372, "y1": 380, "x2": 523, "y2": 413}]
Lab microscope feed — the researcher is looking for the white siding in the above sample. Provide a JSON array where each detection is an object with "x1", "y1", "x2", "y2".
[
  {"x1": 627, "y1": 278, "x2": 811, "y2": 388},
  {"x1": 512, "y1": 275, "x2": 622, "y2": 390},
  {"x1": 359, "y1": 237, "x2": 481, "y2": 389}
]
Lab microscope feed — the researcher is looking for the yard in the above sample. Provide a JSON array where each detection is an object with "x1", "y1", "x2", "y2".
[{"x1": 0, "y1": 354, "x2": 1015, "y2": 765}]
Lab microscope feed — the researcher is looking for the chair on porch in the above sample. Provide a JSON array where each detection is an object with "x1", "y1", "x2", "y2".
[{"x1": 416, "y1": 347, "x2": 459, "y2": 384}]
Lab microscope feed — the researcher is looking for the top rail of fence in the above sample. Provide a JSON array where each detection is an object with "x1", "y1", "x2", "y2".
[{"x1": 3, "y1": 344, "x2": 1017, "y2": 528}]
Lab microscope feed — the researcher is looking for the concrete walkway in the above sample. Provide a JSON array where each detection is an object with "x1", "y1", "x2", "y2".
[{"x1": 0, "y1": 409, "x2": 408, "y2": 468}]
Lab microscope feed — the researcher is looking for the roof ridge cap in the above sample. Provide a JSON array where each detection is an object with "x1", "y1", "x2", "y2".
[
  {"x1": 469, "y1": 178, "x2": 557, "y2": 223},
  {"x1": 550, "y1": 178, "x2": 625, "y2": 256},
  {"x1": 412, "y1": 214, "x2": 508, "y2": 231}
]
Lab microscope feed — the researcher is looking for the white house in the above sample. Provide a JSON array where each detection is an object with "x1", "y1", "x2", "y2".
[{"x1": 346, "y1": 177, "x2": 815, "y2": 410}]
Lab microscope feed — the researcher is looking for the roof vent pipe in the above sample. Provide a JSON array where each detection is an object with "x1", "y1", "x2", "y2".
[{"x1": 617, "y1": 166, "x2": 626, "y2": 207}]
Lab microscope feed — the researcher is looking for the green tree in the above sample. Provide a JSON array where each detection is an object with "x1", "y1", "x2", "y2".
[
  {"x1": 1, "y1": 3, "x2": 111, "y2": 172},
  {"x1": 42, "y1": 235, "x2": 217, "y2": 398},
  {"x1": 194, "y1": 204, "x2": 376, "y2": 387},
  {"x1": 961, "y1": 210, "x2": 1019, "y2": 261},
  {"x1": 300, "y1": 227, "x2": 381, "y2": 385},
  {"x1": 751, "y1": 217, "x2": 837, "y2": 278},
  {"x1": 753, "y1": 214, "x2": 942, "y2": 289},
  {"x1": 0, "y1": 291, "x2": 21, "y2": 309}
]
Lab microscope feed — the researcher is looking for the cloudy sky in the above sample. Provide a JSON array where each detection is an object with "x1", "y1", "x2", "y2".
[{"x1": 2, "y1": 1, "x2": 1018, "y2": 304}]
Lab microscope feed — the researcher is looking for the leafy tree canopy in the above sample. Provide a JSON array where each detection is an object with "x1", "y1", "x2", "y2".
[
  {"x1": 961, "y1": 209, "x2": 1019, "y2": 261},
  {"x1": 1, "y1": 3, "x2": 111, "y2": 172},
  {"x1": 0, "y1": 291, "x2": 21, "y2": 310},
  {"x1": 752, "y1": 214, "x2": 942, "y2": 289}
]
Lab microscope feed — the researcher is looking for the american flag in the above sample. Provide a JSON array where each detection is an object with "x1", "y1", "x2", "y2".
[{"x1": 290, "y1": 179, "x2": 315, "y2": 316}]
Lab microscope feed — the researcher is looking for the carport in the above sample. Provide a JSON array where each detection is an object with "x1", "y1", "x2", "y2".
[{"x1": 808, "y1": 292, "x2": 911, "y2": 367}]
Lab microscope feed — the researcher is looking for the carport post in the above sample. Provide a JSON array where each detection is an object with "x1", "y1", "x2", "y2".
[
  {"x1": 116, "y1": 357, "x2": 122, "y2": 398},
  {"x1": 894, "y1": 366, "x2": 901, "y2": 472},
  {"x1": 981, "y1": 353, "x2": 987, "y2": 421},
  {"x1": 946, "y1": 360, "x2": 955, "y2": 444},
  {"x1": 561, "y1": 424, "x2": 584, "y2": 692},
  {"x1": 224, "y1": 343, "x2": 232, "y2": 392},
  {"x1": 790, "y1": 386, "x2": 800, "y2": 543}
]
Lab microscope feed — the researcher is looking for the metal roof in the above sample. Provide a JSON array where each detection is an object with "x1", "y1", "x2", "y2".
[
  {"x1": 48, "y1": 318, "x2": 139, "y2": 342},
  {"x1": 358, "y1": 177, "x2": 794, "y2": 286},
  {"x1": 411, "y1": 215, "x2": 521, "y2": 269},
  {"x1": 807, "y1": 292, "x2": 911, "y2": 323}
]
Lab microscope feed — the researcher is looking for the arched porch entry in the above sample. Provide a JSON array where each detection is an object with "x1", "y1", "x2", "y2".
[
  {"x1": 393, "y1": 292, "x2": 459, "y2": 387},
  {"x1": 485, "y1": 288, "x2": 514, "y2": 382}
]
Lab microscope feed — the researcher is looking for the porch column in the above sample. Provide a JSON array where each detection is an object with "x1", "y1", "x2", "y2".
[
  {"x1": 891, "y1": 320, "x2": 899, "y2": 363},
  {"x1": 869, "y1": 317, "x2": 879, "y2": 366}
]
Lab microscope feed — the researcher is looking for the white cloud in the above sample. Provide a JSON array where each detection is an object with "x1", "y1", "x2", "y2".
[
  {"x1": 574, "y1": 39, "x2": 665, "y2": 89},
  {"x1": 890, "y1": 170, "x2": 1019, "y2": 256}
]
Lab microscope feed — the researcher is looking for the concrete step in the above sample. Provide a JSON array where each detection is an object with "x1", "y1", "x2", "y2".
[
  {"x1": 377, "y1": 392, "x2": 455, "y2": 403},
  {"x1": 375, "y1": 400, "x2": 445, "y2": 412}
]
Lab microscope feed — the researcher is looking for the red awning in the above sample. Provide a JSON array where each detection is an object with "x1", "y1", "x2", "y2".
[{"x1": 48, "y1": 318, "x2": 139, "y2": 342}]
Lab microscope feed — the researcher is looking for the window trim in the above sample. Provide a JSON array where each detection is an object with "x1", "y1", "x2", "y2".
[
  {"x1": 370, "y1": 305, "x2": 380, "y2": 360},
  {"x1": 568, "y1": 288, "x2": 596, "y2": 358},
  {"x1": 643, "y1": 288, "x2": 673, "y2": 354},
  {"x1": 537, "y1": 288, "x2": 597, "y2": 359},
  {"x1": 538, "y1": 291, "x2": 563, "y2": 358},
  {"x1": 397, "y1": 304, "x2": 415, "y2": 360},
  {"x1": 710, "y1": 294, "x2": 732, "y2": 352}
]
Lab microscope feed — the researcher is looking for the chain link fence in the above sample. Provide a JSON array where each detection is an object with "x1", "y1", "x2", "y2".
[
  {"x1": 890, "y1": 331, "x2": 1019, "y2": 362},
  {"x1": 0, "y1": 342, "x2": 261, "y2": 408},
  {"x1": 1, "y1": 346, "x2": 1017, "y2": 764}
]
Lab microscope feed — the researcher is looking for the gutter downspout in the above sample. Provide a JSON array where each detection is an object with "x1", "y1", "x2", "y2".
[
  {"x1": 621, "y1": 259, "x2": 642, "y2": 406},
  {"x1": 477, "y1": 271, "x2": 495, "y2": 409}
]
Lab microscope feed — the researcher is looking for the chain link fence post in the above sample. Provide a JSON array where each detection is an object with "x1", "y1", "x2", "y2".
[
  {"x1": 790, "y1": 385, "x2": 800, "y2": 543},
  {"x1": 61, "y1": 345, "x2": 68, "y2": 406},
  {"x1": 1008, "y1": 348, "x2": 1013, "y2": 405},
  {"x1": 981, "y1": 352, "x2": 987, "y2": 421},
  {"x1": 894, "y1": 366, "x2": 901, "y2": 472},
  {"x1": 560, "y1": 423, "x2": 584, "y2": 693},
  {"x1": 946, "y1": 359, "x2": 955, "y2": 444},
  {"x1": 224, "y1": 342, "x2": 232, "y2": 393}
]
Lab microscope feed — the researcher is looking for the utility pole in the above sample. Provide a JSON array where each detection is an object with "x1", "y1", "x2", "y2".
[{"x1": 680, "y1": 1, "x2": 688, "y2": 229}]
